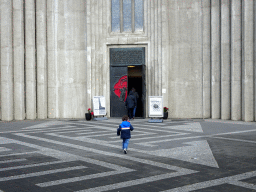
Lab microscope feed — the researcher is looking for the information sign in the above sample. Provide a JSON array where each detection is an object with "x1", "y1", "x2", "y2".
[
  {"x1": 93, "y1": 96, "x2": 106, "y2": 116},
  {"x1": 148, "y1": 96, "x2": 163, "y2": 117}
]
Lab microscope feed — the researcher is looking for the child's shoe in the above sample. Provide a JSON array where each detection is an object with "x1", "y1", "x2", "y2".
[{"x1": 124, "y1": 149, "x2": 127, "y2": 154}]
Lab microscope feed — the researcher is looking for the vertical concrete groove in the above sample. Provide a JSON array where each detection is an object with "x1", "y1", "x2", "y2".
[
  {"x1": 210, "y1": 0, "x2": 212, "y2": 118},
  {"x1": 158, "y1": 0, "x2": 162, "y2": 97},
  {"x1": 102, "y1": 0, "x2": 107, "y2": 101},
  {"x1": 201, "y1": 0, "x2": 204, "y2": 119},
  {"x1": 148, "y1": 0, "x2": 151, "y2": 97},
  {"x1": 47, "y1": 0, "x2": 56, "y2": 118},
  {"x1": 13, "y1": 0, "x2": 25, "y2": 120},
  {"x1": 54, "y1": 0, "x2": 58, "y2": 118},
  {"x1": 221, "y1": 0, "x2": 231, "y2": 120},
  {"x1": 91, "y1": 1, "x2": 96, "y2": 103},
  {"x1": 154, "y1": 0, "x2": 157, "y2": 95},
  {"x1": 95, "y1": 0, "x2": 99, "y2": 97},
  {"x1": 99, "y1": 0, "x2": 103, "y2": 96},
  {"x1": 36, "y1": 0, "x2": 47, "y2": 119},
  {"x1": 25, "y1": 0, "x2": 37, "y2": 119},
  {"x1": 231, "y1": 0, "x2": 242, "y2": 120},
  {"x1": 211, "y1": 0, "x2": 221, "y2": 119},
  {"x1": 86, "y1": 0, "x2": 91, "y2": 112},
  {"x1": 254, "y1": 0, "x2": 256, "y2": 121},
  {"x1": 150, "y1": 0, "x2": 153, "y2": 96},
  {"x1": 1, "y1": 0, "x2": 13, "y2": 121},
  {"x1": 242, "y1": 0, "x2": 254, "y2": 121}
]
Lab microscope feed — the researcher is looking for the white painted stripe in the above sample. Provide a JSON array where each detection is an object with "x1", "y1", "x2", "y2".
[
  {"x1": 0, "y1": 147, "x2": 11, "y2": 152},
  {"x1": 76, "y1": 131, "x2": 109, "y2": 135},
  {"x1": 0, "y1": 151, "x2": 37, "y2": 157},
  {"x1": 0, "y1": 166, "x2": 86, "y2": 182},
  {"x1": 162, "y1": 170, "x2": 256, "y2": 192},
  {"x1": 22, "y1": 125, "x2": 76, "y2": 130},
  {"x1": 212, "y1": 136, "x2": 256, "y2": 144},
  {"x1": 0, "y1": 126, "x2": 81, "y2": 134},
  {"x1": 36, "y1": 170, "x2": 131, "y2": 187},
  {"x1": 137, "y1": 128, "x2": 256, "y2": 146},
  {"x1": 0, "y1": 160, "x2": 71, "y2": 171},
  {"x1": 0, "y1": 159, "x2": 26, "y2": 164},
  {"x1": 56, "y1": 129, "x2": 93, "y2": 134},
  {"x1": 228, "y1": 181, "x2": 256, "y2": 190},
  {"x1": 76, "y1": 172, "x2": 194, "y2": 192}
]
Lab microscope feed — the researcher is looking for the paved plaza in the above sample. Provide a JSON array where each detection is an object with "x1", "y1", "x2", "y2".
[{"x1": 0, "y1": 118, "x2": 256, "y2": 191}]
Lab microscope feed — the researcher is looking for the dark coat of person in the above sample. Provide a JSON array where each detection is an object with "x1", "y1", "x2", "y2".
[{"x1": 125, "y1": 91, "x2": 137, "y2": 109}]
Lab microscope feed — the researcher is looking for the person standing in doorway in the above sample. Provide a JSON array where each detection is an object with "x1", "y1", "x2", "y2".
[
  {"x1": 125, "y1": 90, "x2": 136, "y2": 120},
  {"x1": 117, "y1": 115, "x2": 134, "y2": 154},
  {"x1": 132, "y1": 88, "x2": 139, "y2": 119}
]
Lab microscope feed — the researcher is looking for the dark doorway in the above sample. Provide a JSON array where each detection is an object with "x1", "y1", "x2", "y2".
[
  {"x1": 110, "y1": 47, "x2": 145, "y2": 118},
  {"x1": 128, "y1": 66, "x2": 143, "y2": 117}
]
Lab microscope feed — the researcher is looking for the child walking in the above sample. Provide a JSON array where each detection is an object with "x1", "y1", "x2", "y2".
[{"x1": 117, "y1": 115, "x2": 134, "y2": 154}]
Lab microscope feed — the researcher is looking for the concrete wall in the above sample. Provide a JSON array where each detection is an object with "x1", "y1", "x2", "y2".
[
  {"x1": 168, "y1": 0, "x2": 203, "y2": 118},
  {"x1": 0, "y1": 0, "x2": 255, "y2": 121}
]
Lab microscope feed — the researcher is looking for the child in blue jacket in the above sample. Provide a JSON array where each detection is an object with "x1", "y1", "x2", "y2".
[{"x1": 117, "y1": 115, "x2": 134, "y2": 154}]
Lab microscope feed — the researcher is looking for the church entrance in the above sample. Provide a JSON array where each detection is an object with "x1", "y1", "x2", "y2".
[{"x1": 110, "y1": 47, "x2": 146, "y2": 118}]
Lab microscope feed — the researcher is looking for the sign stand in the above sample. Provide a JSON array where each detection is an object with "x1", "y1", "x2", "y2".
[
  {"x1": 92, "y1": 96, "x2": 108, "y2": 121},
  {"x1": 148, "y1": 96, "x2": 163, "y2": 123}
]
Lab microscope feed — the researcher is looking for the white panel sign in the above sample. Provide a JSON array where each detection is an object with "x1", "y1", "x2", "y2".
[
  {"x1": 148, "y1": 96, "x2": 163, "y2": 117},
  {"x1": 93, "y1": 96, "x2": 106, "y2": 116}
]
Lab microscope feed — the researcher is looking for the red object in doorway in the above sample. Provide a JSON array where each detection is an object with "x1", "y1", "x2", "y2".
[{"x1": 113, "y1": 75, "x2": 128, "y2": 102}]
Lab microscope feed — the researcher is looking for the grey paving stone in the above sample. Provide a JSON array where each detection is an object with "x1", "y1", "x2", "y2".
[{"x1": 0, "y1": 119, "x2": 256, "y2": 191}]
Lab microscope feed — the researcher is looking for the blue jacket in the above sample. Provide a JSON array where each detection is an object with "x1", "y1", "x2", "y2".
[{"x1": 117, "y1": 121, "x2": 134, "y2": 139}]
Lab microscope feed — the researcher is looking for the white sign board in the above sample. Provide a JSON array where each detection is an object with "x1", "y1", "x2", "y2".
[
  {"x1": 148, "y1": 96, "x2": 163, "y2": 117},
  {"x1": 93, "y1": 96, "x2": 106, "y2": 116}
]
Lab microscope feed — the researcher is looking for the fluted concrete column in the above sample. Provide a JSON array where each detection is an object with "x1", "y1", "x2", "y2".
[
  {"x1": 221, "y1": 0, "x2": 231, "y2": 120},
  {"x1": 242, "y1": 0, "x2": 254, "y2": 121},
  {"x1": 58, "y1": 0, "x2": 87, "y2": 118},
  {"x1": 231, "y1": 0, "x2": 242, "y2": 120},
  {"x1": 25, "y1": 0, "x2": 36, "y2": 119},
  {"x1": 47, "y1": 0, "x2": 58, "y2": 118},
  {"x1": 86, "y1": 0, "x2": 92, "y2": 112},
  {"x1": 162, "y1": 0, "x2": 169, "y2": 110},
  {"x1": 36, "y1": 0, "x2": 47, "y2": 119},
  {"x1": 47, "y1": 0, "x2": 87, "y2": 118},
  {"x1": 211, "y1": 0, "x2": 221, "y2": 119},
  {"x1": 13, "y1": 0, "x2": 25, "y2": 120},
  {"x1": 1, "y1": 0, "x2": 13, "y2": 121},
  {"x1": 202, "y1": 0, "x2": 211, "y2": 118},
  {"x1": 150, "y1": 0, "x2": 154, "y2": 96}
]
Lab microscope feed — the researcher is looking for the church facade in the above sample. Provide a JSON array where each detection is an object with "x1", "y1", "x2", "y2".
[{"x1": 1, "y1": 0, "x2": 255, "y2": 121}]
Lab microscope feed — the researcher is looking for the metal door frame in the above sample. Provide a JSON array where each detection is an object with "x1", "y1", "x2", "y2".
[{"x1": 108, "y1": 46, "x2": 147, "y2": 118}]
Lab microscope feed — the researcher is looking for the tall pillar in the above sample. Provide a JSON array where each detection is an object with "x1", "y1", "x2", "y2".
[
  {"x1": 36, "y1": 0, "x2": 47, "y2": 119},
  {"x1": 86, "y1": 0, "x2": 92, "y2": 112},
  {"x1": 231, "y1": 0, "x2": 242, "y2": 120},
  {"x1": 13, "y1": 0, "x2": 25, "y2": 120},
  {"x1": 47, "y1": 0, "x2": 58, "y2": 118},
  {"x1": 91, "y1": 1, "x2": 96, "y2": 101},
  {"x1": 162, "y1": 0, "x2": 169, "y2": 110},
  {"x1": 150, "y1": 0, "x2": 154, "y2": 96},
  {"x1": 221, "y1": 0, "x2": 231, "y2": 120},
  {"x1": 242, "y1": 0, "x2": 254, "y2": 121},
  {"x1": 157, "y1": 0, "x2": 162, "y2": 96},
  {"x1": 202, "y1": 0, "x2": 211, "y2": 118},
  {"x1": 211, "y1": 0, "x2": 221, "y2": 119},
  {"x1": 154, "y1": 0, "x2": 158, "y2": 95},
  {"x1": 25, "y1": 0, "x2": 36, "y2": 119},
  {"x1": 1, "y1": 0, "x2": 13, "y2": 121}
]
